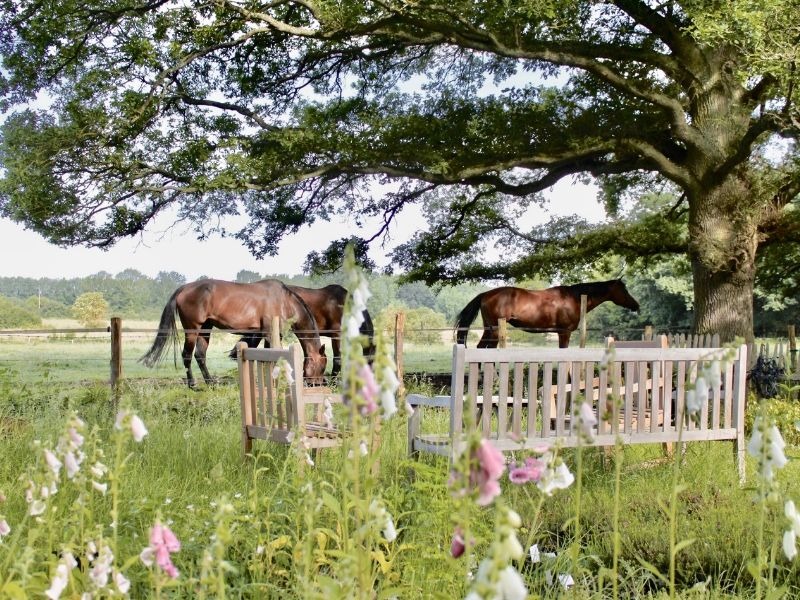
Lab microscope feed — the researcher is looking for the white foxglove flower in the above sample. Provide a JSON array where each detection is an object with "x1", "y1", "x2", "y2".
[
  {"x1": 114, "y1": 570, "x2": 130, "y2": 595},
  {"x1": 785, "y1": 530, "x2": 798, "y2": 561},
  {"x1": 498, "y1": 566, "x2": 528, "y2": 600},
  {"x1": 0, "y1": 519, "x2": 10, "y2": 537},
  {"x1": 130, "y1": 415, "x2": 148, "y2": 442},
  {"x1": 64, "y1": 452, "x2": 80, "y2": 479}
]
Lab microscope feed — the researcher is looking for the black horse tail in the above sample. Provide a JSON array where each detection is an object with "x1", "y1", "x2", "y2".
[
  {"x1": 453, "y1": 293, "x2": 484, "y2": 346},
  {"x1": 360, "y1": 309, "x2": 376, "y2": 363},
  {"x1": 140, "y1": 288, "x2": 181, "y2": 367}
]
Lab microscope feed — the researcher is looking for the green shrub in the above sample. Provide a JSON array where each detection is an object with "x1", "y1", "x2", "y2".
[{"x1": 0, "y1": 295, "x2": 42, "y2": 328}]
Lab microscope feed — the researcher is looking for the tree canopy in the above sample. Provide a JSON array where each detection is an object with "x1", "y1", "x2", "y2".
[{"x1": 1, "y1": 0, "x2": 799, "y2": 341}]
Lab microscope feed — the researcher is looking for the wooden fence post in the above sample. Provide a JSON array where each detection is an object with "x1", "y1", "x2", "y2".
[
  {"x1": 110, "y1": 317, "x2": 122, "y2": 407},
  {"x1": 644, "y1": 325, "x2": 653, "y2": 341},
  {"x1": 789, "y1": 325, "x2": 797, "y2": 375},
  {"x1": 394, "y1": 312, "x2": 405, "y2": 394},
  {"x1": 498, "y1": 318, "x2": 508, "y2": 348},
  {"x1": 578, "y1": 294, "x2": 588, "y2": 348},
  {"x1": 271, "y1": 316, "x2": 282, "y2": 349}
]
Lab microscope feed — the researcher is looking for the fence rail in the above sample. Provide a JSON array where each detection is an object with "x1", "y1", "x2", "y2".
[{"x1": 2, "y1": 313, "x2": 799, "y2": 393}]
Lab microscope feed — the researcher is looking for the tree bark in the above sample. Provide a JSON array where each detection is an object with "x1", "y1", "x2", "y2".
[{"x1": 689, "y1": 173, "x2": 758, "y2": 344}]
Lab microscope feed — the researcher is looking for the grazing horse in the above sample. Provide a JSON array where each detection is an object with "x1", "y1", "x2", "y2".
[
  {"x1": 231, "y1": 284, "x2": 376, "y2": 376},
  {"x1": 141, "y1": 279, "x2": 326, "y2": 388},
  {"x1": 454, "y1": 279, "x2": 640, "y2": 348}
]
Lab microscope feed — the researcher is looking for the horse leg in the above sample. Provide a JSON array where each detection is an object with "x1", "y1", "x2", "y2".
[
  {"x1": 331, "y1": 336, "x2": 341, "y2": 376},
  {"x1": 195, "y1": 327, "x2": 214, "y2": 385},
  {"x1": 477, "y1": 324, "x2": 499, "y2": 348},
  {"x1": 182, "y1": 333, "x2": 198, "y2": 389},
  {"x1": 558, "y1": 332, "x2": 571, "y2": 348}
]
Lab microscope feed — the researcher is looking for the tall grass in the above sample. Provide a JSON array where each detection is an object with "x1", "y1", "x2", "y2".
[{"x1": 1, "y1": 369, "x2": 800, "y2": 598}]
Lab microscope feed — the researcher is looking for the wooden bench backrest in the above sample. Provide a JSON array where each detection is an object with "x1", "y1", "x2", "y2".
[
  {"x1": 606, "y1": 335, "x2": 669, "y2": 349},
  {"x1": 237, "y1": 343, "x2": 305, "y2": 448},
  {"x1": 450, "y1": 344, "x2": 747, "y2": 451}
]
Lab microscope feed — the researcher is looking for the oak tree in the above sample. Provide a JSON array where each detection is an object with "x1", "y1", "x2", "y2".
[{"x1": 2, "y1": 1, "x2": 799, "y2": 341}]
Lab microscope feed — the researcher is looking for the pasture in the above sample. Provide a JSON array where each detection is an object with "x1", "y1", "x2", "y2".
[{"x1": 1, "y1": 326, "x2": 800, "y2": 598}]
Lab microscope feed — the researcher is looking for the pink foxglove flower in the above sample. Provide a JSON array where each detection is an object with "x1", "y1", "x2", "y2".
[
  {"x1": 358, "y1": 364, "x2": 380, "y2": 415},
  {"x1": 451, "y1": 527, "x2": 466, "y2": 558},
  {"x1": 143, "y1": 521, "x2": 181, "y2": 579},
  {"x1": 44, "y1": 449, "x2": 62, "y2": 476},
  {"x1": 474, "y1": 440, "x2": 505, "y2": 506},
  {"x1": 0, "y1": 519, "x2": 10, "y2": 537},
  {"x1": 508, "y1": 456, "x2": 545, "y2": 484}
]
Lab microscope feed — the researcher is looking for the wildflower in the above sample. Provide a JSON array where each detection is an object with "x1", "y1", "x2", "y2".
[
  {"x1": 142, "y1": 521, "x2": 181, "y2": 579},
  {"x1": 383, "y1": 515, "x2": 397, "y2": 542},
  {"x1": 536, "y1": 453, "x2": 575, "y2": 497},
  {"x1": 707, "y1": 361, "x2": 722, "y2": 389},
  {"x1": 0, "y1": 519, "x2": 10, "y2": 537},
  {"x1": 64, "y1": 451, "x2": 80, "y2": 479},
  {"x1": 508, "y1": 456, "x2": 545, "y2": 484},
  {"x1": 322, "y1": 398, "x2": 334, "y2": 429},
  {"x1": 784, "y1": 500, "x2": 800, "y2": 560},
  {"x1": 748, "y1": 416, "x2": 787, "y2": 482},
  {"x1": 272, "y1": 359, "x2": 294, "y2": 385},
  {"x1": 130, "y1": 415, "x2": 148, "y2": 442},
  {"x1": 115, "y1": 410, "x2": 149, "y2": 442},
  {"x1": 474, "y1": 440, "x2": 505, "y2": 506},
  {"x1": 29, "y1": 499, "x2": 46, "y2": 516},
  {"x1": 90, "y1": 461, "x2": 107, "y2": 479},
  {"x1": 358, "y1": 364, "x2": 380, "y2": 415},
  {"x1": 345, "y1": 314, "x2": 361, "y2": 339},
  {"x1": 92, "y1": 481, "x2": 108, "y2": 495},
  {"x1": 44, "y1": 449, "x2": 62, "y2": 476},
  {"x1": 497, "y1": 566, "x2": 528, "y2": 600},
  {"x1": 68, "y1": 427, "x2": 84, "y2": 448},
  {"x1": 380, "y1": 364, "x2": 400, "y2": 420},
  {"x1": 89, "y1": 543, "x2": 114, "y2": 589},
  {"x1": 45, "y1": 553, "x2": 77, "y2": 599},
  {"x1": 577, "y1": 400, "x2": 597, "y2": 440},
  {"x1": 451, "y1": 527, "x2": 466, "y2": 558},
  {"x1": 114, "y1": 570, "x2": 131, "y2": 595}
]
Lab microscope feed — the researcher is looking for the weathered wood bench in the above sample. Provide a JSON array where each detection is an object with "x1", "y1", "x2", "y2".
[
  {"x1": 236, "y1": 342, "x2": 343, "y2": 458},
  {"x1": 407, "y1": 344, "x2": 748, "y2": 480}
]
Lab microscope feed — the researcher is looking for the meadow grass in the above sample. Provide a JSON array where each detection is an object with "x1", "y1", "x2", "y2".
[{"x1": 2, "y1": 332, "x2": 800, "y2": 598}]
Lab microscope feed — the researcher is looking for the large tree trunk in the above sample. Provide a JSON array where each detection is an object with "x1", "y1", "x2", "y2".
[{"x1": 689, "y1": 173, "x2": 758, "y2": 344}]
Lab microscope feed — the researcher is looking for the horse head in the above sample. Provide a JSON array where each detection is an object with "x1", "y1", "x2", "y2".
[
  {"x1": 610, "y1": 279, "x2": 640, "y2": 312},
  {"x1": 303, "y1": 343, "x2": 327, "y2": 385}
]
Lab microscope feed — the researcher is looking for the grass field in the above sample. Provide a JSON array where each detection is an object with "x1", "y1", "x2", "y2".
[{"x1": 1, "y1": 328, "x2": 800, "y2": 598}]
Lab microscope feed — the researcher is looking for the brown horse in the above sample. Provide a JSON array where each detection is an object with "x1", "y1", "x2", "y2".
[
  {"x1": 141, "y1": 279, "x2": 326, "y2": 388},
  {"x1": 454, "y1": 279, "x2": 640, "y2": 348},
  {"x1": 231, "y1": 284, "x2": 376, "y2": 376}
]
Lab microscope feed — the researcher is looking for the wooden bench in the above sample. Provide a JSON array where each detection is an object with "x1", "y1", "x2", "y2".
[
  {"x1": 407, "y1": 344, "x2": 748, "y2": 480},
  {"x1": 236, "y1": 342, "x2": 343, "y2": 458}
]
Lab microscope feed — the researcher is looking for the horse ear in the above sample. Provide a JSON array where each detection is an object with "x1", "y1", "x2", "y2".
[{"x1": 320, "y1": 343, "x2": 326, "y2": 354}]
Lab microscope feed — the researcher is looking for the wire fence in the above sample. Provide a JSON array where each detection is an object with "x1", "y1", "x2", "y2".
[{"x1": 0, "y1": 318, "x2": 797, "y2": 391}]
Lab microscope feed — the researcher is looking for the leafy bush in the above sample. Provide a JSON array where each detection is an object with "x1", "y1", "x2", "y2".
[
  {"x1": 0, "y1": 295, "x2": 42, "y2": 328},
  {"x1": 745, "y1": 388, "x2": 800, "y2": 446},
  {"x1": 23, "y1": 295, "x2": 71, "y2": 318},
  {"x1": 71, "y1": 291, "x2": 110, "y2": 327}
]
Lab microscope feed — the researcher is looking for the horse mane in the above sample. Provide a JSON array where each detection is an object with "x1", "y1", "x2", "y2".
[
  {"x1": 559, "y1": 279, "x2": 621, "y2": 298},
  {"x1": 282, "y1": 282, "x2": 322, "y2": 341}
]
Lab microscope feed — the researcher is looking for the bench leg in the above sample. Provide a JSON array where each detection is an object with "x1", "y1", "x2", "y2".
[{"x1": 407, "y1": 407, "x2": 421, "y2": 459}]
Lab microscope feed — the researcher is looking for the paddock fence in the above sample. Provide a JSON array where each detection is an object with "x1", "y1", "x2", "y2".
[{"x1": 0, "y1": 308, "x2": 797, "y2": 396}]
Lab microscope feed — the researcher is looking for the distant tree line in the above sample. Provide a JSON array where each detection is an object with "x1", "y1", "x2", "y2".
[{"x1": 0, "y1": 268, "x2": 796, "y2": 339}]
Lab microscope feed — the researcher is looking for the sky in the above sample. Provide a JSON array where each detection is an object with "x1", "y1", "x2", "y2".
[{"x1": 0, "y1": 179, "x2": 602, "y2": 281}]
